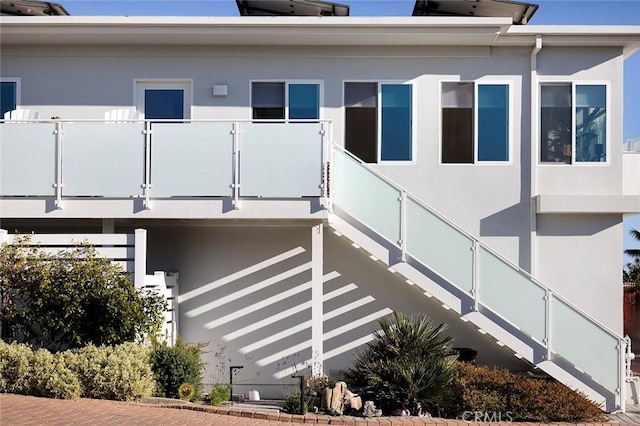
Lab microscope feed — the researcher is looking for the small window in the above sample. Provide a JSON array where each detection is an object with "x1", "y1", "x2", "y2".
[
  {"x1": 345, "y1": 83, "x2": 377, "y2": 163},
  {"x1": 252, "y1": 82, "x2": 320, "y2": 121},
  {"x1": 344, "y1": 82, "x2": 413, "y2": 163},
  {"x1": 1, "y1": 81, "x2": 18, "y2": 117},
  {"x1": 289, "y1": 84, "x2": 319, "y2": 120},
  {"x1": 144, "y1": 89, "x2": 184, "y2": 120},
  {"x1": 540, "y1": 83, "x2": 607, "y2": 164},
  {"x1": 441, "y1": 82, "x2": 509, "y2": 164},
  {"x1": 252, "y1": 82, "x2": 285, "y2": 120}
]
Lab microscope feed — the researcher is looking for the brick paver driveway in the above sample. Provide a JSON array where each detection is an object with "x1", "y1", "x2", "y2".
[{"x1": 0, "y1": 394, "x2": 290, "y2": 425}]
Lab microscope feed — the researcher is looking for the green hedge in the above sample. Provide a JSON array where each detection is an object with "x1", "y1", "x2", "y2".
[
  {"x1": 150, "y1": 339, "x2": 206, "y2": 402},
  {"x1": 437, "y1": 362, "x2": 606, "y2": 423},
  {"x1": 0, "y1": 340, "x2": 154, "y2": 401}
]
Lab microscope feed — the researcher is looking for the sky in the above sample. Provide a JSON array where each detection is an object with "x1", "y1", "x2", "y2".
[{"x1": 61, "y1": 0, "x2": 640, "y2": 264}]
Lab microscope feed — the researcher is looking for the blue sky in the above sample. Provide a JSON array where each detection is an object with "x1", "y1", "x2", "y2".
[{"x1": 63, "y1": 0, "x2": 640, "y2": 263}]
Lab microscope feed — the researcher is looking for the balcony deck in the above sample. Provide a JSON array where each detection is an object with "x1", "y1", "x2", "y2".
[{"x1": 0, "y1": 119, "x2": 330, "y2": 219}]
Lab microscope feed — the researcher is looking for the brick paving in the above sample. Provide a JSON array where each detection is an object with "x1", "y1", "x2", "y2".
[{"x1": 0, "y1": 394, "x2": 637, "y2": 426}]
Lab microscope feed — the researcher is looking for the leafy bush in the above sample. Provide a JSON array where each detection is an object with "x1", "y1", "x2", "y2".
[
  {"x1": 438, "y1": 362, "x2": 605, "y2": 423},
  {"x1": 150, "y1": 339, "x2": 206, "y2": 401},
  {"x1": 66, "y1": 343, "x2": 155, "y2": 401},
  {"x1": 344, "y1": 311, "x2": 458, "y2": 415},
  {"x1": 0, "y1": 339, "x2": 154, "y2": 401},
  {"x1": 283, "y1": 393, "x2": 309, "y2": 414},
  {"x1": 0, "y1": 340, "x2": 32, "y2": 394},
  {"x1": 0, "y1": 236, "x2": 167, "y2": 352},
  {"x1": 30, "y1": 349, "x2": 81, "y2": 399},
  {"x1": 209, "y1": 384, "x2": 231, "y2": 406}
]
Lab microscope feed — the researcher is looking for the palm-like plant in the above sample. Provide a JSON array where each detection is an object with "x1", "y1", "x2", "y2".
[
  {"x1": 344, "y1": 311, "x2": 458, "y2": 415},
  {"x1": 625, "y1": 228, "x2": 640, "y2": 260}
]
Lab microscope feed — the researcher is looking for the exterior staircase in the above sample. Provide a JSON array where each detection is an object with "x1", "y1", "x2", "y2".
[{"x1": 328, "y1": 145, "x2": 631, "y2": 413}]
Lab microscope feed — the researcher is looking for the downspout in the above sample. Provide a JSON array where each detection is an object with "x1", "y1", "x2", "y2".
[{"x1": 530, "y1": 35, "x2": 542, "y2": 276}]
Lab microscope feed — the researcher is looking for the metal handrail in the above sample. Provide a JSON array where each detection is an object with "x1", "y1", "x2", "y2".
[{"x1": 331, "y1": 142, "x2": 624, "y2": 343}]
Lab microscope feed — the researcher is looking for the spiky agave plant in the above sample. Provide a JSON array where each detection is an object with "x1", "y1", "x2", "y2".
[{"x1": 344, "y1": 311, "x2": 458, "y2": 415}]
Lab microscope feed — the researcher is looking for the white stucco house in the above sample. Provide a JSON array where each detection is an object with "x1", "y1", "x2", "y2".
[{"x1": 1, "y1": 0, "x2": 640, "y2": 412}]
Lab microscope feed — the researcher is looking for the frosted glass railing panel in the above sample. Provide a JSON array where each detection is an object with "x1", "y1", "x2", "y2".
[
  {"x1": 240, "y1": 123, "x2": 323, "y2": 197},
  {"x1": 0, "y1": 123, "x2": 56, "y2": 196},
  {"x1": 407, "y1": 198, "x2": 473, "y2": 292},
  {"x1": 479, "y1": 247, "x2": 546, "y2": 342},
  {"x1": 333, "y1": 150, "x2": 401, "y2": 245},
  {"x1": 551, "y1": 298, "x2": 620, "y2": 393},
  {"x1": 63, "y1": 123, "x2": 145, "y2": 197},
  {"x1": 151, "y1": 123, "x2": 233, "y2": 197}
]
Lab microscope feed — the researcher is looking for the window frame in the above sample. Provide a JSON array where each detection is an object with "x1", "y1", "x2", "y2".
[
  {"x1": 0, "y1": 77, "x2": 21, "y2": 117},
  {"x1": 341, "y1": 79, "x2": 417, "y2": 165},
  {"x1": 538, "y1": 80, "x2": 610, "y2": 166},
  {"x1": 133, "y1": 79, "x2": 193, "y2": 120},
  {"x1": 439, "y1": 79, "x2": 513, "y2": 166},
  {"x1": 249, "y1": 79, "x2": 324, "y2": 122}
]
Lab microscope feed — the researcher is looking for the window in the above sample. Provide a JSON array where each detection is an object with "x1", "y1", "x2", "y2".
[
  {"x1": 251, "y1": 82, "x2": 320, "y2": 120},
  {"x1": 135, "y1": 80, "x2": 191, "y2": 120},
  {"x1": 540, "y1": 83, "x2": 607, "y2": 164},
  {"x1": 1, "y1": 80, "x2": 18, "y2": 117},
  {"x1": 441, "y1": 82, "x2": 509, "y2": 164},
  {"x1": 344, "y1": 82, "x2": 413, "y2": 163}
]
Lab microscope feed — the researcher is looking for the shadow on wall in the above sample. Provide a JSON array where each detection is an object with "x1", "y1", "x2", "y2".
[{"x1": 142, "y1": 225, "x2": 531, "y2": 399}]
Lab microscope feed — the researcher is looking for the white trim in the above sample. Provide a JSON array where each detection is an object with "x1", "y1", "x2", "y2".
[
  {"x1": 439, "y1": 79, "x2": 513, "y2": 166},
  {"x1": 537, "y1": 79, "x2": 611, "y2": 167},
  {"x1": 0, "y1": 77, "x2": 21, "y2": 110},
  {"x1": 249, "y1": 79, "x2": 324, "y2": 121},
  {"x1": 133, "y1": 79, "x2": 193, "y2": 120}
]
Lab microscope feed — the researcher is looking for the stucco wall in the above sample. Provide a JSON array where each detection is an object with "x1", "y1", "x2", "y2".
[
  {"x1": 0, "y1": 42, "x2": 626, "y2": 338},
  {"x1": 142, "y1": 224, "x2": 527, "y2": 398}
]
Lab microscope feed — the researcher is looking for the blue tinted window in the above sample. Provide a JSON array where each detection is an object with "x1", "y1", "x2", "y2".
[
  {"x1": 1, "y1": 82, "x2": 17, "y2": 117},
  {"x1": 145, "y1": 89, "x2": 184, "y2": 120},
  {"x1": 381, "y1": 84, "x2": 412, "y2": 161},
  {"x1": 576, "y1": 85, "x2": 606, "y2": 162},
  {"x1": 289, "y1": 84, "x2": 319, "y2": 120},
  {"x1": 478, "y1": 85, "x2": 509, "y2": 161}
]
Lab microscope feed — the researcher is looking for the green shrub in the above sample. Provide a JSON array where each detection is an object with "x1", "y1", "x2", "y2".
[
  {"x1": 0, "y1": 340, "x2": 32, "y2": 394},
  {"x1": 66, "y1": 343, "x2": 155, "y2": 401},
  {"x1": 209, "y1": 384, "x2": 231, "y2": 406},
  {"x1": 150, "y1": 339, "x2": 206, "y2": 401},
  {"x1": 30, "y1": 349, "x2": 81, "y2": 399},
  {"x1": 0, "y1": 340, "x2": 154, "y2": 401},
  {"x1": 438, "y1": 362, "x2": 605, "y2": 423},
  {"x1": 344, "y1": 311, "x2": 458, "y2": 415},
  {"x1": 0, "y1": 237, "x2": 167, "y2": 352},
  {"x1": 283, "y1": 393, "x2": 309, "y2": 414}
]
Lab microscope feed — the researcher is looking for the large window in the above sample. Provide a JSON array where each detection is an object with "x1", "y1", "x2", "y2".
[
  {"x1": 1, "y1": 80, "x2": 18, "y2": 117},
  {"x1": 441, "y1": 82, "x2": 509, "y2": 164},
  {"x1": 540, "y1": 83, "x2": 607, "y2": 164},
  {"x1": 251, "y1": 82, "x2": 320, "y2": 120},
  {"x1": 344, "y1": 82, "x2": 413, "y2": 163}
]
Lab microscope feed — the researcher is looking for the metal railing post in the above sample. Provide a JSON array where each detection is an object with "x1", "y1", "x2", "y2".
[
  {"x1": 400, "y1": 191, "x2": 407, "y2": 262},
  {"x1": 471, "y1": 240, "x2": 479, "y2": 311},
  {"x1": 142, "y1": 121, "x2": 152, "y2": 210},
  {"x1": 544, "y1": 289, "x2": 552, "y2": 360},
  {"x1": 232, "y1": 122, "x2": 240, "y2": 209},
  {"x1": 53, "y1": 120, "x2": 64, "y2": 209}
]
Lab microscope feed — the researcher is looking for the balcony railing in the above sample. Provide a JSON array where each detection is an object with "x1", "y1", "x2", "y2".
[
  {"x1": 331, "y1": 145, "x2": 626, "y2": 409},
  {"x1": 0, "y1": 119, "x2": 329, "y2": 208}
]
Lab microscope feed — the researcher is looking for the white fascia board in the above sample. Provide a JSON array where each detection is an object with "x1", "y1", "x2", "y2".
[
  {"x1": 0, "y1": 16, "x2": 511, "y2": 46},
  {"x1": 535, "y1": 194, "x2": 640, "y2": 214},
  {"x1": 503, "y1": 25, "x2": 640, "y2": 54}
]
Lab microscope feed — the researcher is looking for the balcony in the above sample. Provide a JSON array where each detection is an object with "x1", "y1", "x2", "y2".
[{"x1": 0, "y1": 119, "x2": 330, "y2": 219}]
